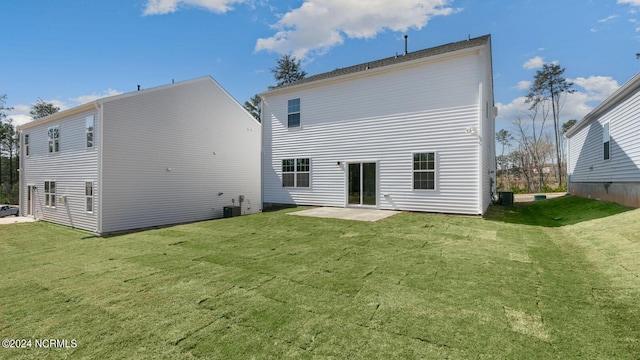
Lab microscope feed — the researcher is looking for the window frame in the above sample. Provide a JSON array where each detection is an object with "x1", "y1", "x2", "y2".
[
  {"x1": 281, "y1": 158, "x2": 311, "y2": 188},
  {"x1": 412, "y1": 152, "x2": 437, "y2": 191},
  {"x1": 603, "y1": 122, "x2": 610, "y2": 161},
  {"x1": 48, "y1": 125, "x2": 60, "y2": 153},
  {"x1": 287, "y1": 98, "x2": 301, "y2": 128},
  {"x1": 24, "y1": 133, "x2": 30, "y2": 157},
  {"x1": 44, "y1": 181, "x2": 56, "y2": 208},
  {"x1": 86, "y1": 115, "x2": 95, "y2": 149},
  {"x1": 85, "y1": 181, "x2": 94, "y2": 213}
]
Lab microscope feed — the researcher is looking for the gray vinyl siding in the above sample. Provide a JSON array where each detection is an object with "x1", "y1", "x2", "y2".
[
  {"x1": 263, "y1": 47, "x2": 492, "y2": 215},
  {"x1": 568, "y1": 87, "x2": 640, "y2": 183},
  {"x1": 21, "y1": 110, "x2": 99, "y2": 232},
  {"x1": 100, "y1": 77, "x2": 261, "y2": 233}
]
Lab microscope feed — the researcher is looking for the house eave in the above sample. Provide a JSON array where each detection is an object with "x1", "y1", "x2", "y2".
[{"x1": 565, "y1": 71, "x2": 640, "y2": 138}]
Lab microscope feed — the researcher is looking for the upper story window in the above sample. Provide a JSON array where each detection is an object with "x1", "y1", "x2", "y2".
[
  {"x1": 48, "y1": 125, "x2": 60, "y2": 153},
  {"x1": 413, "y1": 152, "x2": 436, "y2": 190},
  {"x1": 603, "y1": 122, "x2": 610, "y2": 160},
  {"x1": 85, "y1": 181, "x2": 94, "y2": 213},
  {"x1": 86, "y1": 115, "x2": 94, "y2": 148},
  {"x1": 24, "y1": 134, "x2": 30, "y2": 156},
  {"x1": 288, "y1": 98, "x2": 300, "y2": 128}
]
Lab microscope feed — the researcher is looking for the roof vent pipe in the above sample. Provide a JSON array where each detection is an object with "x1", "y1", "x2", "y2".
[
  {"x1": 404, "y1": 35, "x2": 408, "y2": 55},
  {"x1": 137, "y1": 85, "x2": 141, "y2": 91}
]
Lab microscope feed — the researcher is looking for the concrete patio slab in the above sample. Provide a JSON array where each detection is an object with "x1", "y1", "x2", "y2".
[
  {"x1": 288, "y1": 207, "x2": 399, "y2": 222},
  {"x1": 0, "y1": 216, "x2": 37, "y2": 225}
]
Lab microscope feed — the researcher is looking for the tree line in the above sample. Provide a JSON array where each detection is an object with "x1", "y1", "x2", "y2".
[
  {"x1": 0, "y1": 96, "x2": 59, "y2": 204},
  {"x1": 496, "y1": 63, "x2": 576, "y2": 194}
]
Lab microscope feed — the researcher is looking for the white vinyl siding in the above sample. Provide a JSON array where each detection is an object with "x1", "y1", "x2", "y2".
[
  {"x1": 568, "y1": 85, "x2": 640, "y2": 183},
  {"x1": 263, "y1": 44, "x2": 493, "y2": 215},
  {"x1": 20, "y1": 110, "x2": 99, "y2": 232},
  {"x1": 100, "y1": 77, "x2": 261, "y2": 233}
]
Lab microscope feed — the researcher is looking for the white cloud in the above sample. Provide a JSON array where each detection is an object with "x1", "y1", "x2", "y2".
[
  {"x1": 6, "y1": 89, "x2": 123, "y2": 127},
  {"x1": 70, "y1": 89, "x2": 123, "y2": 105},
  {"x1": 255, "y1": 0, "x2": 459, "y2": 59},
  {"x1": 618, "y1": 0, "x2": 640, "y2": 7},
  {"x1": 142, "y1": 0, "x2": 245, "y2": 15},
  {"x1": 523, "y1": 56, "x2": 544, "y2": 70},
  {"x1": 598, "y1": 14, "x2": 619, "y2": 23},
  {"x1": 497, "y1": 76, "x2": 620, "y2": 126},
  {"x1": 517, "y1": 80, "x2": 531, "y2": 91}
]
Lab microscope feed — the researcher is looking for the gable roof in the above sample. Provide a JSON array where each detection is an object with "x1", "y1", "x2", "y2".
[
  {"x1": 262, "y1": 34, "x2": 491, "y2": 94},
  {"x1": 565, "y1": 71, "x2": 640, "y2": 138},
  {"x1": 18, "y1": 76, "x2": 224, "y2": 130}
]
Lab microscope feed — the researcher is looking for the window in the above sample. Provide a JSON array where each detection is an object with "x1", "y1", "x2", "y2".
[
  {"x1": 48, "y1": 125, "x2": 60, "y2": 153},
  {"x1": 85, "y1": 182, "x2": 93, "y2": 213},
  {"x1": 413, "y1": 152, "x2": 436, "y2": 190},
  {"x1": 44, "y1": 181, "x2": 56, "y2": 208},
  {"x1": 603, "y1": 122, "x2": 610, "y2": 160},
  {"x1": 287, "y1": 98, "x2": 300, "y2": 128},
  {"x1": 86, "y1": 115, "x2": 94, "y2": 148},
  {"x1": 282, "y1": 158, "x2": 310, "y2": 187},
  {"x1": 24, "y1": 134, "x2": 30, "y2": 156}
]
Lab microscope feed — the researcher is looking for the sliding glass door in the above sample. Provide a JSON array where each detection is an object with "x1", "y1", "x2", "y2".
[{"x1": 348, "y1": 162, "x2": 376, "y2": 206}]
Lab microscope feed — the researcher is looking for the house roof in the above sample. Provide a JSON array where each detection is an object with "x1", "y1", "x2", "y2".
[
  {"x1": 565, "y1": 71, "x2": 640, "y2": 138},
  {"x1": 262, "y1": 34, "x2": 491, "y2": 95},
  {"x1": 17, "y1": 76, "x2": 219, "y2": 131}
]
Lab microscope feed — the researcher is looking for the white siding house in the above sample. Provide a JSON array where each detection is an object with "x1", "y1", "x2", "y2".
[
  {"x1": 261, "y1": 35, "x2": 496, "y2": 215},
  {"x1": 19, "y1": 76, "x2": 261, "y2": 234},
  {"x1": 566, "y1": 72, "x2": 640, "y2": 207}
]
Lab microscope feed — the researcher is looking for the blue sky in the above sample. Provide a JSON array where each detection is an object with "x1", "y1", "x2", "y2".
[{"x1": 3, "y1": 0, "x2": 640, "y2": 131}]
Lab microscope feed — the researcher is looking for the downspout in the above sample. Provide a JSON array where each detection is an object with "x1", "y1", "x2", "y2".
[
  {"x1": 478, "y1": 81, "x2": 484, "y2": 215},
  {"x1": 94, "y1": 101, "x2": 103, "y2": 234},
  {"x1": 18, "y1": 129, "x2": 23, "y2": 217},
  {"x1": 260, "y1": 96, "x2": 265, "y2": 211}
]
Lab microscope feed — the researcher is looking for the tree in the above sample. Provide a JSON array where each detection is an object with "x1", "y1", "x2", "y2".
[
  {"x1": 496, "y1": 129, "x2": 514, "y2": 189},
  {"x1": 243, "y1": 94, "x2": 261, "y2": 121},
  {"x1": 526, "y1": 63, "x2": 574, "y2": 187},
  {"x1": 269, "y1": 54, "x2": 307, "y2": 89},
  {"x1": 29, "y1": 98, "x2": 59, "y2": 119},
  {"x1": 562, "y1": 119, "x2": 577, "y2": 134}
]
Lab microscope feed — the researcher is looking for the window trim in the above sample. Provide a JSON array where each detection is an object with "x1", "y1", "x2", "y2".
[
  {"x1": 44, "y1": 181, "x2": 56, "y2": 208},
  {"x1": 412, "y1": 152, "x2": 437, "y2": 191},
  {"x1": 281, "y1": 158, "x2": 311, "y2": 188},
  {"x1": 86, "y1": 115, "x2": 95, "y2": 149},
  {"x1": 48, "y1": 125, "x2": 60, "y2": 153},
  {"x1": 287, "y1": 98, "x2": 301, "y2": 128},
  {"x1": 85, "y1": 181, "x2": 94, "y2": 213},
  {"x1": 603, "y1": 122, "x2": 610, "y2": 161}
]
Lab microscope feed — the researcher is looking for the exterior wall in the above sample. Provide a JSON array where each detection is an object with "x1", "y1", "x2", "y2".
[
  {"x1": 20, "y1": 110, "x2": 99, "y2": 232},
  {"x1": 567, "y1": 83, "x2": 640, "y2": 208},
  {"x1": 100, "y1": 77, "x2": 261, "y2": 233},
  {"x1": 263, "y1": 49, "x2": 491, "y2": 215},
  {"x1": 479, "y1": 44, "x2": 496, "y2": 214}
]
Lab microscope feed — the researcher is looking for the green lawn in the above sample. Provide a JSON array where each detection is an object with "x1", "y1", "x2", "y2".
[{"x1": 1, "y1": 196, "x2": 639, "y2": 359}]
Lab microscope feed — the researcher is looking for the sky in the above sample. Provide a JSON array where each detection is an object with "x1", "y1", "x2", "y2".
[{"x1": 2, "y1": 0, "x2": 640, "y2": 132}]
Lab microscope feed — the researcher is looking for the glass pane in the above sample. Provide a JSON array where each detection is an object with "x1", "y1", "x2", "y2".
[
  {"x1": 288, "y1": 98, "x2": 300, "y2": 113},
  {"x1": 49, "y1": 141, "x2": 54, "y2": 153},
  {"x1": 87, "y1": 133, "x2": 94, "y2": 148},
  {"x1": 282, "y1": 159, "x2": 295, "y2": 172},
  {"x1": 54, "y1": 140, "x2": 59, "y2": 152},
  {"x1": 297, "y1": 173, "x2": 309, "y2": 187},
  {"x1": 24, "y1": 134, "x2": 29, "y2": 145},
  {"x1": 348, "y1": 163, "x2": 361, "y2": 204},
  {"x1": 50, "y1": 182, "x2": 55, "y2": 193},
  {"x1": 297, "y1": 158, "x2": 309, "y2": 172},
  {"x1": 362, "y1": 163, "x2": 376, "y2": 205},
  {"x1": 604, "y1": 141, "x2": 610, "y2": 160},
  {"x1": 53, "y1": 126, "x2": 59, "y2": 139},
  {"x1": 86, "y1": 116, "x2": 94, "y2": 131},
  {"x1": 282, "y1": 173, "x2": 295, "y2": 187},
  {"x1": 87, "y1": 197, "x2": 93, "y2": 212},
  {"x1": 44, "y1": 182, "x2": 50, "y2": 193},
  {"x1": 48, "y1": 128, "x2": 53, "y2": 139},
  {"x1": 288, "y1": 113, "x2": 300, "y2": 127}
]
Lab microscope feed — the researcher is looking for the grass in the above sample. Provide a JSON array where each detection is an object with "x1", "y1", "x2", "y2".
[{"x1": 0, "y1": 196, "x2": 639, "y2": 359}]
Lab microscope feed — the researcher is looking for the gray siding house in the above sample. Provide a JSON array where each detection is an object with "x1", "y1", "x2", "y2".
[
  {"x1": 566, "y1": 72, "x2": 640, "y2": 207},
  {"x1": 261, "y1": 35, "x2": 496, "y2": 215},
  {"x1": 18, "y1": 76, "x2": 261, "y2": 234}
]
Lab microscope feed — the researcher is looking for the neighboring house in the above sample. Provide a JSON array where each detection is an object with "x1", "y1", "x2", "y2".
[
  {"x1": 261, "y1": 35, "x2": 496, "y2": 215},
  {"x1": 566, "y1": 72, "x2": 640, "y2": 208},
  {"x1": 18, "y1": 76, "x2": 261, "y2": 234}
]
